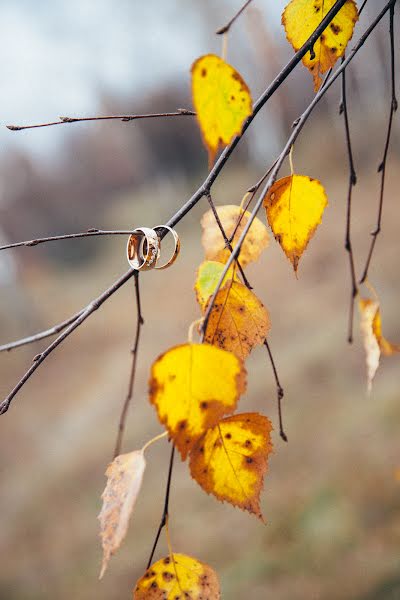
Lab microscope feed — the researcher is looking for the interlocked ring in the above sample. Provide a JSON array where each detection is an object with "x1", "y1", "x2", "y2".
[
  {"x1": 153, "y1": 225, "x2": 181, "y2": 270},
  {"x1": 127, "y1": 227, "x2": 160, "y2": 271}
]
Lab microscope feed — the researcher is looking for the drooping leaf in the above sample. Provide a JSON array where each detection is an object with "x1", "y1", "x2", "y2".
[
  {"x1": 149, "y1": 343, "x2": 246, "y2": 460},
  {"x1": 133, "y1": 553, "x2": 220, "y2": 599},
  {"x1": 195, "y1": 261, "x2": 239, "y2": 310},
  {"x1": 263, "y1": 174, "x2": 328, "y2": 273},
  {"x1": 359, "y1": 297, "x2": 400, "y2": 392},
  {"x1": 282, "y1": 0, "x2": 358, "y2": 91},
  {"x1": 98, "y1": 450, "x2": 146, "y2": 579},
  {"x1": 201, "y1": 274, "x2": 270, "y2": 361},
  {"x1": 201, "y1": 205, "x2": 269, "y2": 266},
  {"x1": 191, "y1": 55, "x2": 252, "y2": 165},
  {"x1": 190, "y1": 413, "x2": 273, "y2": 519}
]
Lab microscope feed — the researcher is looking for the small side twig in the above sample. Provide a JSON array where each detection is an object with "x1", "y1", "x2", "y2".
[
  {"x1": 216, "y1": 0, "x2": 254, "y2": 35},
  {"x1": 146, "y1": 444, "x2": 175, "y2": 569},
  {"x1": 6, "y1": 110, "x2": 195, "y2": 132},
  {"x1": 113, "y1": 272, "x2": 144, "y2": 458},
  {"x1": 359, "y1": 3, "x2": 397, "y2": 284},
  {"x1": 0, "y1": 228, "x2": 136, "y2": 252},
  {"x1": 263, "y1": 339, "x2": 287, "y2": 442},
  {"x1": 340, "y1": 60, "x2": 358, "y2": 343}
]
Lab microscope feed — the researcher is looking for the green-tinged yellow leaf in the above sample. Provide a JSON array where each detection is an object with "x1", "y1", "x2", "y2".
[
  {"x1": 263, "y1": 174, "x2": 328, "y2": 273},
  {"x1": 190, "y1": 413, "x2": 273, "y2": 519},
  {"x1": 133, "y1": 553, "x2": 220, "y2": 599},
  {"x1": 195, "y1": 261, "x2": 239, "y2": 310},
  {"x1": 191, "y1": 55, "x2": 252, "y2": 165},
  {"x1": 282, "y1": 0, "x2": 358, "y2": 91},
  {"x1": 201, "y1": 205, "x2": 269, "y2": 266},
  {"x1": 149, "y1": 343, "x2": 246, "y2": 460},
  {"x1": 98, "y1": 450, "x2": 146, "y2": 579}
]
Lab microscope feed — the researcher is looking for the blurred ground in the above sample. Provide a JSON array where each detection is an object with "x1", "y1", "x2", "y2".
[{"x1": 0, "y1": 145, "x2": 399, "y2": 599}]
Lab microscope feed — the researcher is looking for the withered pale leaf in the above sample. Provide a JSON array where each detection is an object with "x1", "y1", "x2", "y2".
[
  {"x1": 190, "y1": 413, "x2": 273, "y2": 519},
  {"x1": 98, "y1": 450, "x2": 146, "y2": 579},
  {"x1": 201, "y1": 205, "x2": 269, "y2": 266},
  {"x1": 133, "y1": 553, "x2": 220, "y2": 599}
]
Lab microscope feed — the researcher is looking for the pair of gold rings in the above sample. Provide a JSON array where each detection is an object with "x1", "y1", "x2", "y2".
[{"x1": 126, "y1": 226, "x2": 180, "y2": 271}]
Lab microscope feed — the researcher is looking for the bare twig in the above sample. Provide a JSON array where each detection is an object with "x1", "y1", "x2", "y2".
[
  {"x1": 359, "y1": 3, "x2": 398, "y2": 283},
  {"x1": 201, "y1": 0, "x2": 396, "y2": 340},
  {"x1": 0, "y1": 229, "x2": 136, "y2": 252},
  {"x1": 216, "y1": 0, "x2": 253, "y2": 35},
  {"x1": 6, "y1": 110, "x2": 195, "y2": 132},
  {"x1": 113, "y1": 272, "x2": 144, "y2": 458},
  {"x1": 263, "y1": 339, "x2": 286, "y2": 442},
  {"x1": 340, "y1": 60, "x2": 358, "y2": 343},
  {"x1": 146, "y1": 444, "x2": 175, "y2": 569}
]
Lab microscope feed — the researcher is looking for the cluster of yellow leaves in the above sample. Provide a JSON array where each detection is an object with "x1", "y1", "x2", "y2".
[
  {"x1": 282, "y1": 0, "x2": 359, "y2": 91},
  {"x1": 359, "y1": 296, "x2": 400, "y2": 391}
]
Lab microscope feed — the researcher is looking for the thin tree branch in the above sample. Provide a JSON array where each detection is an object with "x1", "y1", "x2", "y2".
[
  {"x1": 6, "y1": 110, "x2": 195, "y2": 132},
  {"x1": 146, "y1": 444, "x2": 175, "y2": 569},
  {"x1": 0, "y1": 229, "x2": 136, "y2": 252},
  {"x1": 0, "y1": 268, "x2": 136, "y2": 415},
  {"x1": 201, "y1": 0, "x2": 396, "y2": 341},
  {"x1": 263, "y1": 339, "x2": 286, "y2": 442},
  {"x1": 216, "y1": 0, "x2": 253, "y2": 35},
  {"x1": 0, "y1": 310, "x2": 85, "y2": 353},
  {"x1": 113, "y1": 273, "x2": 144, "y2": 458},
  {"x1": 340, "y1": 60, "x2": 358, "y2": 344},
  {"x1": 359, "y1": 3, "x2": 398, "y2": 283}
]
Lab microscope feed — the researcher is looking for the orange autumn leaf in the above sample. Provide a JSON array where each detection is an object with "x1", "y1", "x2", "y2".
[
  {"x1": 133, "y1": 553, "x2": 220, "y2": 599},
  {"x1": 190, "y1": 413, "x2": 273, "y2": 519},
  {"x1": 359, "y1": 297, "x2": 400, "y2": 391},
  {"x1": 149, "y1": 343, "x2": 246, "y2": 460},
  {"x1": 201, "y1": 205, "x2": 269, "y2": 266},
  {"x1": 282, "y1": 0, "x2": 358, "y2": 91},
  {"x1": 98, "y1": 449, "x2": 146, "y2": 579},
  {"x1": 263, "y1": 174, "x2": 328, "y2": 273},
  {"x1": 191, "y1": 55, "x2": 252, "y2": 165},
  {"x1": 203, "y1": 277, "x2": 270, "y2": 362}
]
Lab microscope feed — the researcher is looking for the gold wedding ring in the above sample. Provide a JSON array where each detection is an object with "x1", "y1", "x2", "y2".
[
  {"x1": 127, "y1": 227, "x2": 160, "y2": 271},
  {"x1": 153, "y1": 225, "x2": 181, "y2": 270}
]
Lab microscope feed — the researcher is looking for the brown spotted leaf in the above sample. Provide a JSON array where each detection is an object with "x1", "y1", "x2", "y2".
[
  {"x1": 149, "y1": 343, "x2": 246, "y2": 460},
  {"x1": 190, "y1": 413, "x2": 273, "y2": 519},
  {"x1": 133, "y1": 553, "x2": 220, "y2": 599}
]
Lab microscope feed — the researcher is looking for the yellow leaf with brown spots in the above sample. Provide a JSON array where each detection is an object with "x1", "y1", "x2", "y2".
[
  {"x1": 194, "y1": 260, "x2": 239, "y2": 310},
  {"x1": 189, "y1": 413, "x2": 273, "y2": 519},
  {"x1": 359, "y1": 297, "x2": 400, "y2": 392},
  {"x1": 282, "y1": 0, "x2": 358, "y2": 91},
  {"x1": 149, "y1": 344, "x2": 246, "y2": 460},
  {"x1": 263, "y1": 174, "x2": 328, "y2": 273},
  {"x1": 202, "y1": 276, "x2": 270, "y2": 361},
  {"x1": 191, "y1": 55, "x2": 252, "y2": 165},
  {"x1": 98, "y1": 450, "x2": 146, "y2": 579},
  {"x1": 201, "y1": 205, "x2": 269, "y2": 266},
  {"x1": 133, "y1": 553, "x2": 220, "y2": 600}
]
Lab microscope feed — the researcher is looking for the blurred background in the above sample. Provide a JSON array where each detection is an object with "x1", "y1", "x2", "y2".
[{"x1": 0, "y1": 1, "x2": 399, "y2": 598}]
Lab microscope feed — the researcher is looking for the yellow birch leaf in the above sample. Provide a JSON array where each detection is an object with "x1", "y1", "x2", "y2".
[
  {"x1": 191, "y1": 55, "x2": 253, "y2": 165},
  {"x1": 201, "y1": 205, "x2": 269, "y2": 266},
  {"x1": 203, "y1": 278, "x2": 270, "y2": 361},
  {"x1": 98, "y1": 450, "x2": 146, "y2": 579},
  {"x1": 282, "y1": 0, "x2": 358, "y2": 91},
  {"x1": 189, "y1": 413, "x2": 273, "y2": 519},
  {"x1": 194, "y1": 260, "x2": 239, "y2": 310},
  {"x1": 359, "y1": 297, "x2": 400, "y2": 391},
  {"x1": 133, "y1": 553, "x2": 220, "y2": 599},
  {"x1": 149, "y1": 343, "x2": 246, "y2": 460},
  {"x1": 263, "y1": 174, "x2": 328, "y2": 273}
]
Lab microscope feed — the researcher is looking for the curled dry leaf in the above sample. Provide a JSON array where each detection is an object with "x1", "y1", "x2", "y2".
[
  {"x1": 190, "y1": 413, "x2": 273, "y2": 519},
  {"x1": 201, "y1": 205, "x2": 269, "y2": 266},
  {"x1": 263, "y1": 174, "x2": 328, "y2": 273},
  {"x1": 282, "y1": 0, "x2": 358, "y2": 91},
  {"x1": 149, "y1": 343, "x2": 246, "y2": 460},
  {"x1": 191, "y1": 54, "x2": 252, "y2": 165},
  {"x1": 359, "y1": 297, "x2": 400, "y2": 392},
  {"x1": 133, "y1": 553, "x2": 220, "y2": 599},
  {"x1": 98, "y1": 450, "x2": 146, "y2": 579}
]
